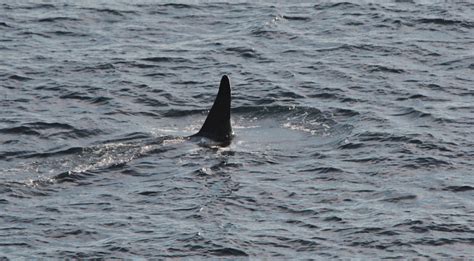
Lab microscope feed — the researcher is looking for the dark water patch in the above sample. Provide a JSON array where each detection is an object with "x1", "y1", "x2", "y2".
[
  {"x1": 4, "y1": 182, "x2": 53, "y2": 197},
  {"x1": 173, "y1": 81, "x2": 204, "y2": 86},
  {"x1": 443, "y1": 186, "x2": 474, "y2": 192},
  {"x1": 90, "y1": 96, "x2": 112, "y2": 105},
  {"x1": 282, "y1": 15, "x2": 311, "y2": 21},
  {"x1": 421, "y1": 224, "x2": 473, "y2": 233},
  {"x1": 324, "y1": 43, "x2": 400, "y2": 54},
  {"x1": 46, "y1": 31, "x2": 89, "y2": 37},
  {"x1": 45, "y1": 128, "x2": 103, "y2": 139},
  {"x1": 346, "y1": 157, "x2": 389, "y2": 164},
  {"x1": 0, "y1": 126, "x2": 40, "y2": 136},
  {"x1": 396, "y1": 94, "x2": 428, "y2": 101},
  {"x1": 250, "y1": 28, "x2": 295, "y2": 40},
  {"x1": 8, "y1": 75, "x2": 33, "y2": 81},
  {"x1": 14, "y1": 3, "x2": 56, "y2": 10},
  {"x1": 0, "y1": 242, "x2": 31, "y2": 247},
  {"x1": 394, "y1": 219, "x2": 423, "y2": 228},
  {"x1": 138, "y1": 191, "x2": 161, "y2": 196},
  {"x1": 351, "y1": 227, "x2": 384, "y2": 234},
  {"x1": 381, "y1": 194, "x2": 417, "y2": 203},
  {"x1": 403, "y1": 157, "x2": 451, "y2": 169},
  {"x1": 37, "y1": 17, "x2": 80, "y2": 23},
  {"x1": 436, "y1": 57, "x2": 474, "y2": 69},
  {"x1": 75, "y1": 63, "x2": 115, "y2": 72},
  {"x1": 44, "y1": 228, "x2": 99, "y2": 239},
  {"x1": 160, "y1": 3, "x2": 198, "y2": 9},
  {"x1": 417, "y1": 18, "x2": 474, "y2": 28},
  {"x1": 209, "y1": 248, "x2": 248, "y2": 257},
  {"x1": 307, "y1": 92, "x2": 338, "y2": 99},
  {"x1": 143, "y1": 72, "x2": 176, "y2": 78},
  {"x1": 141, "y1": 56, "x2": 191, "y2": 63},
  {"x1": 365, "y1": 64, "x2": 405, "y2": 74},
  {"x1": 300, "y1": 167, "x2": 343, "y2": 174},
  {"x1": 0, "y1": 22, "x2": 11, "y2": 27},
  {"x1": 412, "y1": 237, "x2": 471, "y2": 246},
  {"x1": 24, "y1": 122, "x2": 75, "y2": 130},
  {"x1": 338, "y1": 142, "x2": 364, "y2": 149},
  {"x1": 81, "y1": 8, "x2": 135, "y2": 17},
  {"x1": 332, "y1": 108, "x2": 360, "y2": 117}
]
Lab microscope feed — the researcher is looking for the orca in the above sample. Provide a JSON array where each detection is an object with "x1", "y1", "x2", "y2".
[{"x1": 190, "y1": 75, "x2": 233, "y2": 146}]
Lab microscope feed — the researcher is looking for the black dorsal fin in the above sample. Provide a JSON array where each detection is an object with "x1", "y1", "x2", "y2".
[{"x1": 193, "y1": 75, "x2": 233, "y2": 143}]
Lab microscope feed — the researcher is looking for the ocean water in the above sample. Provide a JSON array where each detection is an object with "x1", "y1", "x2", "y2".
[{"x1": 1, "y1": 0, "x2": 473, "y2": 259}]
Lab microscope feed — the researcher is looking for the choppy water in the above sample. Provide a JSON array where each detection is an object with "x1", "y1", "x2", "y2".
[{"x1": 1, "y1": 0, "x2": 473, "y2": 259}]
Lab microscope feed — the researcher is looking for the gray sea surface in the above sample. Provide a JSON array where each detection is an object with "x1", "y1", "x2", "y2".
[{"x1": 1, "y1": 0, "x2": 473, "y2": 259}]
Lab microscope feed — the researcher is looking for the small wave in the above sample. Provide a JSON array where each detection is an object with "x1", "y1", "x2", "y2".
[
  {"x1": 18, "y1": 31, "x2": 50, "y2": 38},
  {"x1": 7, "y1": 3, "x2": 56, "y2": 10},
  {"x1": 268, "y1": 90, "x2": 305, "y2": 99},
  {"x1": 225, "y1": 47, "x2": 261, "y2": 59},
  {"x1": 143, "y1": 72, "x2": 176, "y2": 78},
  {"x1": 81, "y1": 8, "x2": 136, "y2": 17},
  {"x1": 54, "y1": 170, "x2": 96, "y2": 183},
  {"x1": 119, "y1": 62, "x2": 158, "y2": 69},
  {"x1": 59, "y1": 92, "x2": 112, "y2": 105},
  {"x1": 134, "y1": 97, "x2": 167, "y2": 107},
  {"x1": 20, "y1": 147, "x2": 83, "y2": 159},
  {"x1": 0, "y1": 122, "x2": 103, "y2": 141},
  {"x1": 391, "y1": 107, "x2": 431, "y2": 118},
  {"x1": 74, "y1": 63, "x2": 115, "y2": 72},
  {"x1": 392, "y1": 107, "x2": 455, "y2": 123},
  {"x1": 0, "y1": 150, "x2": 35, "y2": 160},
  {"x1": 314, "y1": 2, "x2": 360, "y2": 10}
]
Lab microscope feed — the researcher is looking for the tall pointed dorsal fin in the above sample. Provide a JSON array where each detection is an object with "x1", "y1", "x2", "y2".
[{"x1": 193, "y1": 75, "x2": 233, "y2": 143}]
